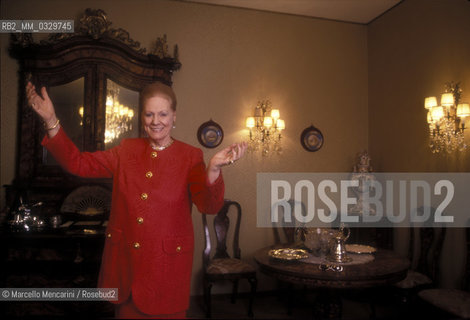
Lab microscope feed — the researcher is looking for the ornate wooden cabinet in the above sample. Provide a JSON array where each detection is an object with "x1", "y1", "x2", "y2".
[
  {"x1": 1, "y1": 8, "x2": 180, "y2": 317},
  {"x1": 9, "y1": 7, "x2": 180, "y2": 189}
]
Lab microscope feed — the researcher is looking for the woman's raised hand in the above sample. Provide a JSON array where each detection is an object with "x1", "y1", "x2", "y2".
[
  {"x1": 207, "y1": 142, "x2": 248, "y2": 184},
  {"x1": 26, "y1": 82, "x2": 57, "y2": 127}
]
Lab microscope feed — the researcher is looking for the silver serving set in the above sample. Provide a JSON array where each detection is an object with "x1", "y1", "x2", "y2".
[{"x1": 8, "y1": 197, "x2": 61, "y2": 231}]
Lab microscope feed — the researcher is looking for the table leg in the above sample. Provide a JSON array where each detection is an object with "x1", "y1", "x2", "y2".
[{"x1": 313, "y1": 288, "x2": 342, "y2": 319}]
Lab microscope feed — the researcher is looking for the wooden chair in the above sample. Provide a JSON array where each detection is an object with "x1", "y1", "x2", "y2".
[
  {"x1": 202, "y1": 200, "x2": 257, "y2": 318},
  {"x1": 393, "y1": 207, "x2": 446, "y2": 305},
  {"x1": 418, "y1": 224, "x2": 470, "y2": 318}
]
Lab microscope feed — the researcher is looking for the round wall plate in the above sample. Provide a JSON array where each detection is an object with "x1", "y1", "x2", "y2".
[
  {"x1": 197, "y1": 119, "x2": 224, "y2": 148},
  {"x1": 300, "y1": 125, "x2": 324, "y2": 152}
]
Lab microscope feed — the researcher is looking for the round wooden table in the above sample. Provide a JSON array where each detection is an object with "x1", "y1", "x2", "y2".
[
  {"x1": 254, "y1": 246, "x2": 409, "y2": 289},
  {"x1": 254, "y1": 246, "x2": 410, "y2": 318}
]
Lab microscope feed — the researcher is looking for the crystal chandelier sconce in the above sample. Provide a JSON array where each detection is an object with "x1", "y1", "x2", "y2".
[
  {"x1": 79, "y1": 84, "x2": 135, "y2": 144},
  {"x1": 104, "y1": 90, "x2": 135, "y2": 144},
  {"x1": 245, "y1": 100, "x2": 285, "y2": 156},
  {"x1": 425, "y1": 82, "x2": 470, "y2": 153}
]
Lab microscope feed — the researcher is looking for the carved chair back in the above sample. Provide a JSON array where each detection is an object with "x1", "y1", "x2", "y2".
[
  {"x1": 408, "y1": 206, "x2": 446, "y2": 283},
  {"x1": 202, "y1": 200, "x2": 242, "y2": 269},
  {"x1": 272, "y1": 199, "x2": 306, "y2": 245}
]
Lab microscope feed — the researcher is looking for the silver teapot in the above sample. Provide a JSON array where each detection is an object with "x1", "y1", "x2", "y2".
[{"x1": 8, "y1": 197, "x2": 44, "y2": 231}]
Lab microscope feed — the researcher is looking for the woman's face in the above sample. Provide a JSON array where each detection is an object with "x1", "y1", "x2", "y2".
[{"x1": 142, "y1": 95, "x2": 176, "y2": 144}]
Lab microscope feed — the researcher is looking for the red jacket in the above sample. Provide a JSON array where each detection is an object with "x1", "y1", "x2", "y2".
[{"x1": 42, "y1": 128, "x2": 224, "y2": 314}]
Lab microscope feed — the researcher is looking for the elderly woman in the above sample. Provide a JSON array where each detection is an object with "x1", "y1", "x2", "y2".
[{"x1": 26, "y1": 81, "x2": 247, "y2": 319}]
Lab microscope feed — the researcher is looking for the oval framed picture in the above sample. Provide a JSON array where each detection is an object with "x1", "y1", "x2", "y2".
[
  {"x1": 300, "y1": 125, "x2": 324, "y2": 152},
  {"x1": 197, "y1": 119, "x2": 224, "y2": 148}
]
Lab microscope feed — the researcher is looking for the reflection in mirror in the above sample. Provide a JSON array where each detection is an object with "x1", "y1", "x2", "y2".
[
  {"x1": 105, "y1": 79, "x2": 139, "y2": 150},
  {"x1": 45, "y1": 78, "x2": 84, "y2": 165}
]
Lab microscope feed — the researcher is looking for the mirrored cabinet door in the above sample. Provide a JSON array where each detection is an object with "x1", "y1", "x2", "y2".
[
  {"x1": 44, "y1": 78, "x2": 85, "y2": 165},
  {"x1": 104, "y1": 79, "x2": 139, "y2": 150}
]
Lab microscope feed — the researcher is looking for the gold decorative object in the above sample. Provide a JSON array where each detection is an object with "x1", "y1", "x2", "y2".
[
  {"x1": 173, "y1": 45, "x2": 180, "y2": 63},
  {"x1": 268, "y1": 248, "x2": 308, "y2": 261},
  {"x1": 36, "y1": 8, "x2": 146, "y2": 53},
  {"x1": 152, "y1": 34, "x2": 169, "y2": 58},
  {"x1": 246, "y1": 100, "x2": 285, "y2": 156},
  {"x1": 151, "y1": 34, "x2": 180, "y2": 66},
  {"x1": 77, "y1": 8, "x2": 112, "y2": 40},
  {"x1": 425, "y1": 82, "x2": 469, "y2": 153},
  {"x1": 349, "y1": 150, "x2": 375, "y2": 215},
  {"x1": 153, "y1": 34, "x2": 169, "y2": 58}
]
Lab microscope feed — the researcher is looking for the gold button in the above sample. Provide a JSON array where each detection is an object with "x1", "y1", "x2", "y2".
[
  {"x1": 107, "y1": 233, "x2": 112, "y2": 238},
  {"x1": 145, "y1": 171, "x2": 153, "y2": 178},
  {"x1": 133, "y1": 242, "x2": 141, "y2": 249},
  {"x1": 176, "y1": 246, "x2": 182, "y2": 252},
  {"x1": 151, "y1": 151, "x2": 158, "y2": 158},
  {"x1": 140, "y1": 193, "x2": 148, "y2": 200},
  {"x1": 137, "y1": 217, "x2": 144, "y2": 224}
]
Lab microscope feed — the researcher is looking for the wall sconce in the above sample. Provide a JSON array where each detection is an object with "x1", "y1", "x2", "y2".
[
  {"x1": 425, "y1": 82, "x2": 469, "y2": 153},
  {"x1": 246, "y1": 100, "x2": 285, "y2": 156}
]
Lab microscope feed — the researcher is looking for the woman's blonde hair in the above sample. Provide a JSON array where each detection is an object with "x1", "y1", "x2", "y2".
[{"x1": 139, "y1": 81, "x2": 177, "y2": 111}]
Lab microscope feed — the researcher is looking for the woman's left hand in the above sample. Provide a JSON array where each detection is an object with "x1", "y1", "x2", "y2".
[{"x1": 208, "y1": 142, "x2": 248, "y2": 173}]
